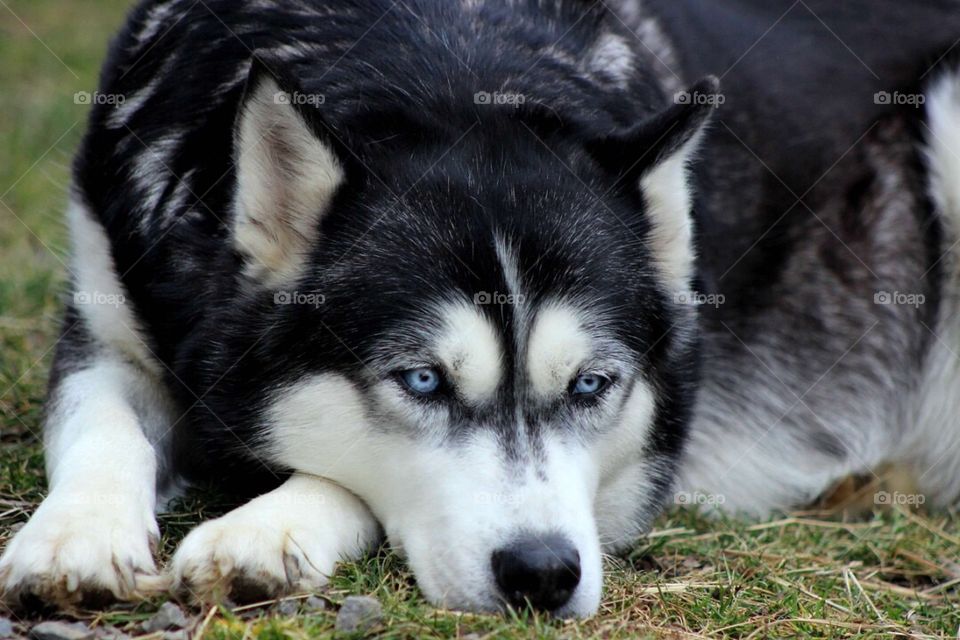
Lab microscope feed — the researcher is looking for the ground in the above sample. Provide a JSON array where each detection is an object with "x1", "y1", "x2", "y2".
[{"x1": 1, "y1": 1, "x2": 959, "y2": 638}]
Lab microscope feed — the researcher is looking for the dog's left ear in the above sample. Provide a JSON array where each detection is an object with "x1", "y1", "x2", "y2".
[
  {"x1": 588, "y1": 76, "x2": 719, "y2": 292},
  {"x1": 232, "y1": 57, "x2": 348, "y2": 286}
]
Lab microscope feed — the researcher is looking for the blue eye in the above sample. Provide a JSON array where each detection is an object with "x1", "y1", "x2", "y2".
[
  {"x1": 571, "y1": 373, "x2": 610, "y2": 397},
  {"x1": 400, "y1": 367, "x2": 443, "y2": 396}
]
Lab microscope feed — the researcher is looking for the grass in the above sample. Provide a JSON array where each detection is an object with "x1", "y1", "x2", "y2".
[{"x1": 1, "y1": 1, "x2": 959, "y2": 637}]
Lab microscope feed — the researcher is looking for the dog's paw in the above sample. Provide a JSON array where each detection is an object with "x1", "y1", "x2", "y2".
[
  {"x1": 170, "y1": 504, "x2": 339, "y2": 603},
  {"x1": 0, "y1": 491, "x2": 162, "y2": 609}
]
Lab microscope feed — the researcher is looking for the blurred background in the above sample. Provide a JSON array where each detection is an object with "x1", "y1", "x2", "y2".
[{"x1": 0, "y1": 0, "x2": 129, "y2": 447}]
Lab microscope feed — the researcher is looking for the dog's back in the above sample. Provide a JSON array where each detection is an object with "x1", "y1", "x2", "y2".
[{"x1": 638, "y1": 0, "x2": 960, "y2": 510}]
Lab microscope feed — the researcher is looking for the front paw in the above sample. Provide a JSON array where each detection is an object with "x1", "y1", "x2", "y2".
[
  {"x1": 0, "y1": 492, "x2": 162, "y2": 609},
  {"x1": 170, "y1": 507, "x2": 339, "y2": 603}
]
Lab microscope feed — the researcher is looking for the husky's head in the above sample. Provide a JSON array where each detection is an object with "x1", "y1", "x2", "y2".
[{"x1": 198, "y1": 58, "x2": 716, "y2": 617}]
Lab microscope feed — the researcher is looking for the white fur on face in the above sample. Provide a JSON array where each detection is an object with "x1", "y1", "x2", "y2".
[
  {"x1": 262, "y1": 293, "x2": 667, "y2": 617},
  {"x1": 592, "y1": 381, "x2": 661, "y2": 549},
  {"x1": 526, "y1": 304, "x2": 592, "y2": 398},
  {"x1": 263, "y1": 372, "x2": 605, "y2": 617},
  {"x1": 233, "y1": 75, "x2": 344, "y2": 286},
  {"x1": 435, "y1": 302, "x2": 504, "y2": 405},
  {"x1": 386, "y1": 432, "x2": 604, "y2": 618}
]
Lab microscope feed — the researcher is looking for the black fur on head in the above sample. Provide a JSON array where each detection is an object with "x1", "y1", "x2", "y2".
[
  {"x1": 175, "y1": 52, "x2": 715, "y2": 504},
  {"x1": 74, "y1": 0, "x2": 716, "y2": 508}
]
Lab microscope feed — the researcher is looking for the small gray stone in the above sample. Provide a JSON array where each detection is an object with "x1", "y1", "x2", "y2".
[
  {"x1": 30, "y1": 621, "x2": 94, "y2": 640},
  {"x1": 0, "y1": 617, "x2": 15, "y2": 638},
  {"x1": 161, "y1": 631, "x2": 187, "y2": 640},
  {"x1": 276, "y1": 599, "x2": 299, "y2": 616},
  {"x1": 93, "y1": 626, "x2": 130, "y2": 640},
  {"x1": 141, "y1": 602, "x2": 190, "y2": 633},
  {"x1": 303, "y1": 596, "x2": 327, "y2": 612},
  {"x1": 334, "y1": 596, "x2": 382, "y2": 633}
]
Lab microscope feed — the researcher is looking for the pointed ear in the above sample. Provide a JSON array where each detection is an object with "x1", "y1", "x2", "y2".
[
  {"x1": 232, "y1": 57, "x2": 346, "y2": 286},
  {"x1": 588, "y1": 76, "x2": 719, "y2": 292}
]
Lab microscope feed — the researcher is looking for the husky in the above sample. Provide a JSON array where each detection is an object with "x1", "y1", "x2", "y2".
[{"x1": 3, "y1": 0, "x2": 960, "y2": 618}]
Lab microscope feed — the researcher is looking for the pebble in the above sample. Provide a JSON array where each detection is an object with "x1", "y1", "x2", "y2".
[
  {"x1": 0, "y1": 618, "x2": 14, "y2": 639},
  {"x1": 276, "y1": 599, "x2": 299, "y2": 616},
  {"x1": 303, "y1": 596, "x2": 327, "y2": 612},
  {"x1": 334, "y1": 596, "x2": 382, "y2": 633},
  {"x1": 29, "y1": 621, "x2": 94, "y2": 640},
  {"x1": 93, "y1": 626, "x2": 129, "y2": 640},
  {"x1": 141, "y1": 603, "x2": 190, "y2": 633}
]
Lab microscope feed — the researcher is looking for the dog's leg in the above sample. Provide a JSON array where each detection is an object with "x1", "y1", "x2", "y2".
[
  {"x1": 0, "y1": 200, "x2": 173, "y2": 608},
  {"x1": 171, "y1": 473, "x2": 381, "y2": 601},
  {"x1": 0, "y1": 330, "x2": 171, "y2": 607}
]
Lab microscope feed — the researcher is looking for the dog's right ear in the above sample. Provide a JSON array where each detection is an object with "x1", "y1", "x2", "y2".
[
  {"x1": 586, "y1": 76, "x2": 719, "y2": 293},
  {"x1": 232, "y1": 57, "x2": 347, "y2": 286}
]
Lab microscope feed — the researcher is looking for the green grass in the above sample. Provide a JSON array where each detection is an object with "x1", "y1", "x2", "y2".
[{"x1": 1, "y1": 1, "x2": 959, "y2": 638}]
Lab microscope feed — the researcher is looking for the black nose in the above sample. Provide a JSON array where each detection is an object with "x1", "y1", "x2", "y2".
[{"x1": 491, "y1": 534, "x2": 581, "y2": 612}]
